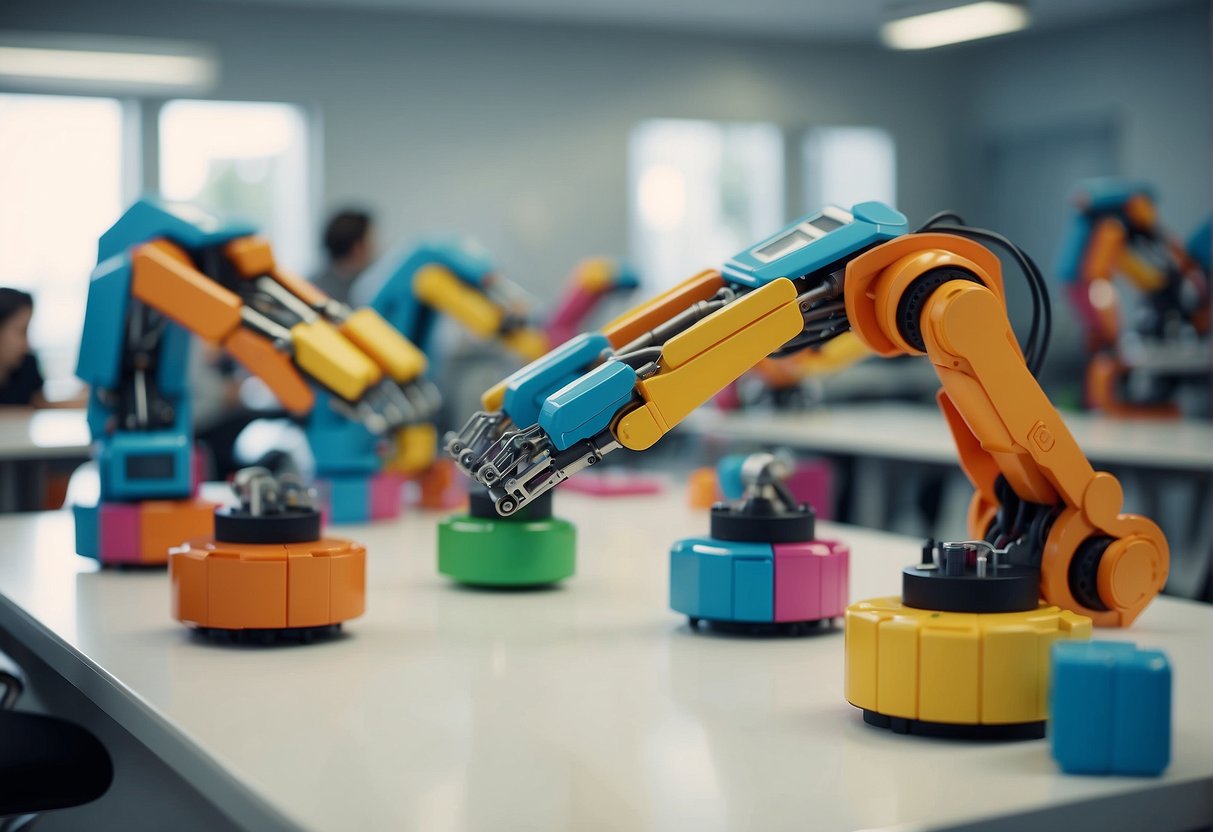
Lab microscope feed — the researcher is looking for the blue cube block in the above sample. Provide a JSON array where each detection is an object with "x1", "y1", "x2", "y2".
[
  {"x1": 326, "y1": 476, "x2": 372, "y2": 524},
  {"x1": 1051, "y1": 641, "x2": 1171, "y2": 776}
]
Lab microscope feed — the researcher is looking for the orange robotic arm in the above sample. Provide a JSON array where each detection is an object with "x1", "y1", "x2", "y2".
[{"x1": 845, "y1": 232, "x2": 1167, "y2": 626}]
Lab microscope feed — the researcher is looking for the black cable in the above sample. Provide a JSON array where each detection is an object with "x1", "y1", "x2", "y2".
[{"x1": 916, "y1": 214, "x2": 1052, "y2": 377}]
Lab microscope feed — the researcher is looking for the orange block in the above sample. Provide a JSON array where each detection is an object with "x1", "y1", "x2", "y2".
[
  {"x1": 140, "y1": 499, "x2": 217, "y2": 565},
  {"x1": 286, "y1": 544, "x2": 331, "y2": 628},
  {"x1": 687, "y1": 467, "x2": 720, "y2": 509},
  {"x1": 224, "y1": 236, "x2": 275, "y2": 277},
  {"x1": 207, "y1": 549, "x2": 288, "y2": 630},
  {"x1": 329, "y1": 544, "x2": 367, "y2": 623},
  {"x1": 170, "y1": 546, "x2": 209, "y2": 625}
]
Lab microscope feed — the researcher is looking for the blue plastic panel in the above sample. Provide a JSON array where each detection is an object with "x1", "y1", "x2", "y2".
[
  {"x1": 722, "y1": 201, "x2": 907, "y2": 288},
  {"x1": 1055, "y1": 214, "x2": 1093, "y2": 284},
  {"x1": 73, "y1": 504, "x2": 100, "y2": 561},
  {"x1": 77, "y1": 256, "x2": 133, "y2": 389},
  {"x1": 539, "y1": 360, "x2": 635, "y2": 450},
  {"x1": 669, "y1": 537, "x2": 774, "y2": 623},
  {"x1": 99, "y1": 429, "x2": 193, "y2": 501},
  {"x1": 1077, "y1": 178, "x2": 1153, "y2": 214},
  {"x1": 717, "y1": 455, "x2": 746, "y2": 501},
  {"x1": 306, "y1": 393, "x2": 381, "y2": 477},
  {"x1": 503, "y1": 332, "x2": 611, "y2": 427},
  {"x1": 97, "y1": 197, "x2": 255, "y2": 263}
]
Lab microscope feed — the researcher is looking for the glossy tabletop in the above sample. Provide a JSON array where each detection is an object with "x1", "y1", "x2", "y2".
[
  {"x1": 0, "y1": 408, "x2": 90, "y2": 460},
  {"x1": 0, "y1": 491, "x2": 1210, "y2": 831},
  {"x1": 687, "y1": 404, "x2": 1213, "y2": 472}
]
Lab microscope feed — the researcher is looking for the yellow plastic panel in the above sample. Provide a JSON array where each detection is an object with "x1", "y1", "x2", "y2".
[
  {"x1": 843, "y1": 603, "x2": 886, "y2": 711},
  {"x1": 875, "y1": 616, "x2": 919, "y2": 719},
  {"x1": 414, "y1": 265, "x2": 502, "y2": 337},
  {"x1": 340, "y1": 308, "x2": 427, "y2": 382},
  {"x1": 630, "y1": 280, "x2": 803, "y2": 437},
  {"x1": 662, "y1": 279, "x2": 797, "y2": 369},
  {"x1": 481, "y1": 379, "x2": 509, "y2": 411},
  {"x1": 390, "y1": 423, "x2": 438, "y2": 474},
  {"x1": 291, "y1": 321, "x2": 382, "y2": 402},
  {"x1": 918, "y1": 617, "x2": 980, "y2": 724},
  {"x1": 502, "y1": 327, "x2": 550, "y2": 361}
]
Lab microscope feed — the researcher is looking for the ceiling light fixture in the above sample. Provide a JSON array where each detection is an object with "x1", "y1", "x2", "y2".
[
  {"x1": 881, "y1": 1, "x2": 1030, "y2": 50},
  {"x1": 0, "y1": 32, "x2": 217, "y2": 92}
]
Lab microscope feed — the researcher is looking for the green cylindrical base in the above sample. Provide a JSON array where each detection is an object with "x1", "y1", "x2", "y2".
[{"x1": 437, "y1": 514, "x2": 576, "y2": 587}]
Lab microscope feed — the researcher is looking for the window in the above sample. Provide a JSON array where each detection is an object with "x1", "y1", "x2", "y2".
[
  {"x1": 0, "y1": 93, "x2": 129, "y2": 398},
  {"x1": 803, "y1": 126, "x2": 896, "y2": 212},
  {"x1": 159, "y1": 99, "x2": 313, "y2": 273},
  {"x1": 630, "y1": 119, "x2": 783, "y2": 292}
]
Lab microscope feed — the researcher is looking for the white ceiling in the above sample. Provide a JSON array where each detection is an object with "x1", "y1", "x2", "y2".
[{"x1": 198, "y1": 0, "x2": 1196, "y2": 42}]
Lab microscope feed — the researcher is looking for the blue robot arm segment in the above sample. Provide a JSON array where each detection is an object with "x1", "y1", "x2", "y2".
[
  {"x1": 538, "y1": 360, "x2": 636, "y2": 451},
  {"x1": 502, "y1": 332, "x2": 611, "y2": 427}
]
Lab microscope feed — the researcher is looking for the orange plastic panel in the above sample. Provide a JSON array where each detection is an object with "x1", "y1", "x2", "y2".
[
  {"x1": 224, "y1": 236, "x2": 275, "y2": 278},
  {"x1": 1081, "y1": 220, "x2": 1125, "y2": 283},
  {"x1": 222, "y1": 328, "x2": 315, "y2": 415},
  {"x1": 131, "y1": 241, "x2": 243, "y2": 343},
  {"x1": 171, "y1": 546, "x2": 209, "y2": 625},
  {"x1": 602, "y1": 270, "x2": 723, "y2": 349},
  {"x1": 271, "y1": 267, "x2": 329, "y2": 308},
  {"x1": 328, "y1": 543, "x2": 367, "y2": 623},
  {"x1": 286, "y1": 545, "x2": 332, "y2": 628},
  {"x1": 208, "y1": 551, "x2": 289, "y2": 630},
  {"x1": 139, "y1": 499, "x2": 217, "y2": 564},
  {"x1": 843, "y1": 234, "x2": 1004, "y2": 358}
]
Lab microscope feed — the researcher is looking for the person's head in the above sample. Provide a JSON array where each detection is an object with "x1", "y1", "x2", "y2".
[
  {"x1": 0, "y1": 289, "x2": 33, "y2": 372},
  {"x1": 322, "y1": 209, "x2": 376, "y2": 276}
]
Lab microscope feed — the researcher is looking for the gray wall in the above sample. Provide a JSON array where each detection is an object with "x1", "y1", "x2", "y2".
[{"x1": 4, "y1": 0, "x2": 958, "y2": 295}]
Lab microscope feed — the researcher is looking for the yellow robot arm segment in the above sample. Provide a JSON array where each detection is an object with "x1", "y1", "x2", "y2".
[
  {"x1": 501, "y1": 327, "x2": 550, "y2": 361},
  {"x1": 388, "y1": 423, "x2": 438, "y2": 474},
  {"x1": 414, "y1": 264, "x2": 504, "y2": 338},
  {"x1": 614, "y1": 278, "x2": 804, "y2": 450},
  {"x1": 339, "y1": 308, "x2": 428, "y2": 383},
  {"x1": 290, "y1": 320, "x2": 383, "y2": 402}
]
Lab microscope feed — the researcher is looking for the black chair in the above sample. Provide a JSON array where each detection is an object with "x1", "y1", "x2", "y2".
[{"x1": 0, "y1": 665, "x2": 114, "y2": 820}]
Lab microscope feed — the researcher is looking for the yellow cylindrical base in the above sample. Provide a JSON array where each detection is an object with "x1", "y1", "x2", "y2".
[{"x1": 845, "y1": 597, "x2": 1091, "y2": 732}]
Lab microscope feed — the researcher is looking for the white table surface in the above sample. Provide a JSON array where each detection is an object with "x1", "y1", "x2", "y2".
[
  {"x1": 0, "y1": 408, "x2": 90, "y2": 460},
  {"x1": 687, "y1": 404, "x2": 1213, "y2": 472},
  {"x1": 0, "y1": 490, "x2": 1210, "y2": 832}
]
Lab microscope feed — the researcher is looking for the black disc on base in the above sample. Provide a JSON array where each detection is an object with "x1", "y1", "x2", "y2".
[
  {"x1": 688, "y1": 616, "x2": 831, "y2": 637},
  {"x1": 901, "y1": 563, "x2": 1040, "y2": 614},
  {"x1": 468, "y1": 486, "x2": 553, "y2": 522},
  {"x1": 710, "y1": 498, "x2": 815, "y2": 543},
  {"x1": 862, "y1": 709, "x2": 1045, "y2": 741},
  {"x1": 192, "y1": 624, "x2": 341, "y2": 645},
  {"x1": 214, "y1": 506, "x2": 321, "y2": 545}
]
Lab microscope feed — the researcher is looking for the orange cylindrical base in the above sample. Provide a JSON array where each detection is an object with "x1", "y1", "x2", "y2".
[{"x1": 170, "y1": 536, "x2": 366, "y2": 631}]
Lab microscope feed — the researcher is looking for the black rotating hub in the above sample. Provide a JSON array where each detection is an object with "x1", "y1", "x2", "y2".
[
  {"x1": 214, "y1": 504, "x2": 321, "y2": 545},
  {"x1": 710, "y1": 497, "x2": 815, "y2": 544},
  {"x1": 901, "y1": 539, "x2": 1039, "y2": 614},
  {"x1": 468, "y1": 485, "x2": 553, "y2": 522}
]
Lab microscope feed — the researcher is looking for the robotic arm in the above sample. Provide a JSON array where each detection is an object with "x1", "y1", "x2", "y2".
[
  {"x1": 78, "y1": 198, "x2": 437, "y2": 501},
  {"x1": 545, "y1": 257, "x2": 640, "y2": 347},
  {"x1": 1057, "y1": 179, "x2": 1210, "y2": 413},
  {"x1": 447, "y1": 201, "x2": 1168, "y2": 627}
]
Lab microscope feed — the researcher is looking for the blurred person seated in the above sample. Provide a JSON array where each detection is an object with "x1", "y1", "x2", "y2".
[
  {"x1": 311, "y1": 208, "x2": 377, "y2": 305},
  {"x1": 0, "y1": 288, "x2": 86, "y2": 408}
]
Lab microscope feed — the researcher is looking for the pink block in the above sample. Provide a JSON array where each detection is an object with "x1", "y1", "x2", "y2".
[
  {"x1": 772, "y1": 538, "x2": 850, "y2": 622},
  {"x1": 563, "y1": 471, "x2": 666, "y2": 497},
  {"x1": 191, "y1": 445, "x2": 207, "y2": 493},
  {"x1": 786, "y1": 459, "x2": 834, "y2": 520},
  {"x1": 98, "y1": 503, "x2": 142, "y2": 565},
  {"x1": 370, "y1": 473, "x2": 405, "y2": 520}
]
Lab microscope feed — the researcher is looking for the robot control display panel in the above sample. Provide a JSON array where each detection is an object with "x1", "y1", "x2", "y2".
[{"x1": 751, "y1": 207, "x2": 853, "y2": 263}]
